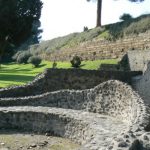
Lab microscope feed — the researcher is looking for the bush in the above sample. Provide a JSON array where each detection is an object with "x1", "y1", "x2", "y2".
[
  {"x1": 70, "y1": 56, "x2": 81, "y2": 68},
  {"x1": 124, "y1": 17, "x2": 150, "y2": 35},
  {"x1": 17, "y1": 52, "x2": 32, "y2": 64},
  {"x1": 83, "y1": 26, "x2": 88, "y2": 32},
  {"x1": 52, "y1": 61, "x2": 57, "y2": 68},
  {"x1": 12, "y1": 51, "x2": 22, "y2": 61},
  {"x1": 28, "y1": 56, "x2": 42, "y2": 67},
  {"x1": 120, "y1": 13, "x2": 132, "y2": 21}
]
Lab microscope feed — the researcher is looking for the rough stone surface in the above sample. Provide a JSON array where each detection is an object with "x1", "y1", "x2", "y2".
[
  {"x1": 0, "y1": 68, "x2": 141, "y2": 98},
  {"x1": 0, "y1": 107, "x2": 128, "y2": 149},
  {"x1": 127, "y1": 50, "x2": 150, "y2": 71},
  {"x1": 0, "y1": 79, "x2": 150, "y2": 150},
  {"x1": 134, "y1": 62, "x2": 150, "y2": 105},
  {"x1": 40, "y1": 31, "x2": 150, "y2": 61}
]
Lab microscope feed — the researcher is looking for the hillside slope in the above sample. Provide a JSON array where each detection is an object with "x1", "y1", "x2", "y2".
[
  {"x1": 27, "y1": 14, "x2": 150, "y2": 54},
  {"x1": 15, "y1": 14, "x2": 150, "y2": 62}
]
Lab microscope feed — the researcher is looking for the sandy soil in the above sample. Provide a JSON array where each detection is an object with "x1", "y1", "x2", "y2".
[{"x1": 0, "y1": 131, "x2": 80, "y2": 150}]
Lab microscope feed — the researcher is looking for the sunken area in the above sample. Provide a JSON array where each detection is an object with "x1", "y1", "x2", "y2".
[{"x1": 0, "y1": 77, "x2": 150, "y2": 149}]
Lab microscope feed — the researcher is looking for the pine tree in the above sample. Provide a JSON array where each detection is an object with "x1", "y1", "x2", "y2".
[{"x1": 87, "y1": 0, "x2": 144, "y2": 27}]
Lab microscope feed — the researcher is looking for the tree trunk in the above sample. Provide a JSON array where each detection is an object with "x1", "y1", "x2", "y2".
[
  {"x1": 0, "y1": 38, "x2": 8, "y2": 67},
  {"x1": 96, "y1": 0, "x2": 102, "y2": 27}
]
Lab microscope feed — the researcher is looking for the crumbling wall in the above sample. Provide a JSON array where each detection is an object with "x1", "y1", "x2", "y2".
[
  {"x1": 127, "y1": 50, "x2": 150, "y2": 71},
  {"x1": 0, "y1": 69, "x2": 141, "y2": 98},
  {"x1": 0, "y1": 80, "x2": 149, "y2": 150},
  {"x1": 42, "y1": 31, "x2": 150, "y2": 61}
]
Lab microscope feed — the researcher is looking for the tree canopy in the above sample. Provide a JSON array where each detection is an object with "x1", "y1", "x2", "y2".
[
  {"x1": 0, "y1": 0, "x2": 43, "y2": 60},
  {"x1": 87, "y1": 0, "x2": 145, "y2": 27}
]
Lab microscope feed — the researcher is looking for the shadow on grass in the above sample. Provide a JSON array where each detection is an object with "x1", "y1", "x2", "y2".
[
  {"x1": 80, "y1": 64, "x2": 86, "y2": 67},
  {"x1": 0, "y1": 68, "x2": 35, "y2": 74},
  {"x1": 0, "y1": 65, "x2": 47, "y2": 74},
  {"x1": 0, "y1": 74, "x2": 35, "y2": 83},
  {"x1": 37, "y1": 64, "x2": 46, "y2": 68}
]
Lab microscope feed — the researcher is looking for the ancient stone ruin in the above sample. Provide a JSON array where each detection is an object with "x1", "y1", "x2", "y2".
[
  {"x1": 0, "y1": 69, "x2": 150, "y2": 150},
  {"x1": 41, "y1": 31, "x2": 150, "y2": 62}
]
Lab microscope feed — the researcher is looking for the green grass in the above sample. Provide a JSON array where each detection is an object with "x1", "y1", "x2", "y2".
[
  {"x1": 27, "y1": 14, "x2": 150, "y2": 56},
  {"x1": 81, "y1": 59, "x2": 118, "y2": 70},
  {"x1": 0, "y1": 59, "x2": 118, "y2": 88}
]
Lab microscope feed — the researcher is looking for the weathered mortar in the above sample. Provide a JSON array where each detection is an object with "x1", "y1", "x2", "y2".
[
  {"x1": 127, "y1": 50, "x2": 150, "y2": 71},
  {"x1": 0, "y1": 107, "x2": 90, "y2": 145},
  {"x1": 0, "y1": 80, "x2": 147, "y2": 127},
  {"x1": 42, "y1": 31, "x2": 150, "y2": 61},
  {"x1": 0, "y1": 80, "x2": 150, "y2": 149},
  {"x1": 0, "y1": 68, "x2": 141, "y2": 98},
  {"x1": 0, "y1": 65, "x2": 150, "y2": 149}
]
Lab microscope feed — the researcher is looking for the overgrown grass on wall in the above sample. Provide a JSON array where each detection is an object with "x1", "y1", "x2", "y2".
[
  {"x1": 0, "y1": 59, "x2": 118, "y2": 88},
  {"x1": 26, "y1": 14, "x2": 150, "y2": 57}
]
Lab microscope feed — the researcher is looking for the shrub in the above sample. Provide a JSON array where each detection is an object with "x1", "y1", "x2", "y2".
[
  {"x1": 12, "y1": 51, "x2": 22, "y2": 61},
  {"x1": 83, "y1": 26, "x2": 88, "y2": 32},
  {"x1": 28, "y1": 56, "x2": 42, "y2": 67},
  {"x1": 124, "y1": 17, "x2": 150, "y2": 35},
  {"x1": 52, "y1": 61, "x2": 57, "y2": 68},
  {"x1": 120, "y1": 13, "x2": 132, "y2": 21},
  {"x1": 17, "y1": 52, "x2": 32, "y2": 64},
  {"x1": 70, "y1": 56, "x2": 81, "y2": 68}
]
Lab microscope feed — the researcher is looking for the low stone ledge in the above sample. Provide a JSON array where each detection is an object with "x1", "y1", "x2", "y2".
[
  {"x1": 0, "y1": 80, "x2": 149, "y2": 149},
  {"x1": 0, "y1": 106, "x2": 128, "y2": 149},
  {"x1": 0, "y1": 80, "x2": 148, "y2": 128},
  {"x1": 0, "y1": 106, "x2": 149, "y2": 150},
  {"x1": 0, "y1": 68, "x2": 141, "y2": 98}
]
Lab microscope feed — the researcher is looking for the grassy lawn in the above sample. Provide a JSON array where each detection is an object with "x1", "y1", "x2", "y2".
[{"x1": 0, "y1": 59, "x2": 118, "y2": 88}]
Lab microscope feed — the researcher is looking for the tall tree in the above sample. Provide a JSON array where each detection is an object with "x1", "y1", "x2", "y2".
[
  {"x1": 0, "y1": 0, "x2": 43, "y2": 61},
  {"x1": 87, "y1": 0, "x2": 144, "y2": 27}
]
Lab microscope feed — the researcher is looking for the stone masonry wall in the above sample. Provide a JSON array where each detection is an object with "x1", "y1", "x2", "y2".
[
  {"x1": 0, "y1": 69, "x2": 141, "y2": 98},
  {"x1": 42, "y1": 31, "x2": 150, "y2": 61},
  {"x1": 127, "y1": 50, "x2": 150, "y2": 71},
  {"x1": 0, "y1": 80, "x2": 148, "y2": 126},
  {"x1": 0, "y1": 80, "x2": 150, "y2": 149},
  {"x1": 134, "y1": 62, "x2": 150, "y2": 105}
]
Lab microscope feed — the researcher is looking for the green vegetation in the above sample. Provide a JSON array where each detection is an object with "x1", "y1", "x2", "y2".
[
  {"x1": 25, "y1": 14, "x2": 150, "y2": 57},
  {"x1": 106, "y1": 14, "x2": 150, "y2": 39},
  {"x1": 70, "y1": 56, "x2": 82, "y2": 68},
  {"x1": 27, "y1": 56, "x2": 42, "y2": 67},
  {"x1": 16, "y1": 51, "x2": 32, "y2": 64},
  {"x1": 0, "y1": 59, "x2": 118, "y2": 88},
  {"x1": 0, "y1": 0, "x2": 43, "y2": 62},
  {"x1": 119, "y1": 13, "x2": 132, "y2": 21},
  {"x1": 28, "y1": 27, "x2": 103, "y2": 55}
]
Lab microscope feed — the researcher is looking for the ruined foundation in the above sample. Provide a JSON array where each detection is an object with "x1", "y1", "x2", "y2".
[{"x1": 0, "y1": 69, "x2": 150, "y2": 150}]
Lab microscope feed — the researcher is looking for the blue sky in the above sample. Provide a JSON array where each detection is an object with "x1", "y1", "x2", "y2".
[{"x1": 40, "y1": 0, "x2": 150, "y2": 40}]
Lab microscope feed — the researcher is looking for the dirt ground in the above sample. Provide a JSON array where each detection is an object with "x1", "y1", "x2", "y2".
[{"x1": 0, "y1": 131, "x2": 80, "y2": 150}]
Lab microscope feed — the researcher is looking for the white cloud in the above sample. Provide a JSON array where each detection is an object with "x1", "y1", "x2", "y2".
[{"x1": 40, "y1": 0, "x2": 150, "y2": 40}]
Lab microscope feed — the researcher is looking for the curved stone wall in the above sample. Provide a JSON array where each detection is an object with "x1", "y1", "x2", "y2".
[
  {"x1": 0, "y1": 107, "x2": 89, "y2": 143},
  {"x1": 0, "y1": 80, "x2": 150, "y2": 149},
  {"x1": 0, "y1": 80, "x2": 148, "y2": 126},
  {"x1": 0, "y1": 68, "x2": 141, "y2": 98},
  {"x1": 0, "y1": 106, "x2": 128, "y2": 149}
]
